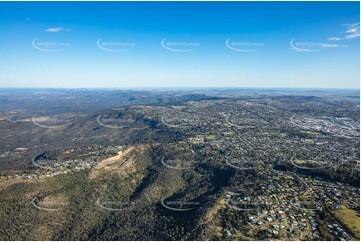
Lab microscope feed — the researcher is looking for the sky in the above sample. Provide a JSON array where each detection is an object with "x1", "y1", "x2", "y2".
[{"x1": 0, "y1": 1, "x2": 359, "y2": 89}]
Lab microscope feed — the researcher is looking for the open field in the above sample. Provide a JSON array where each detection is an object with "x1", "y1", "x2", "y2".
[{"x1": 332, "y1": 207, "x2": 360, "y2": 239}]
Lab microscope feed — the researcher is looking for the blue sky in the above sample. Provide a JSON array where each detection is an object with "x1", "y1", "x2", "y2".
[{"x1": 0, "y1": 1, "x2": 359, "y2": 88}]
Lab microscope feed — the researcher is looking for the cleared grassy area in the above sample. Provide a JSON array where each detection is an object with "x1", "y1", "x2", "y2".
[
  {"x1": 294, "y1": 159, "x2": 306, "y2": 164},
  {"x1": 195, "y1": 134, "x2": 216, "y2": 140},
  {"x1": 332, "y1": 208, "x2": 360, "y2": 239},
  {"x1": 300, "y1": 130, "x2": 321, "y2": 135}
]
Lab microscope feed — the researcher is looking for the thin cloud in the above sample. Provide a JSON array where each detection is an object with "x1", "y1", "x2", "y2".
[
  {"x1": 329, "y1": 23, "x2": 360, "y2": 41},
  {"x1": 328, "y1": 37, "x2": 343, "y2": 41},
  {"x1": 44, "y1": 27, "x2": 71, "y2": 33},
  {"x1": 345, "y1": 23, "x2": 360, "y2": 39}
]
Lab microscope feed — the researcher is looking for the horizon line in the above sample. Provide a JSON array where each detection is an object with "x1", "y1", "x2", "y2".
[{"x1": 0, "y1": 86, "x2": 359, "y2": 91}]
